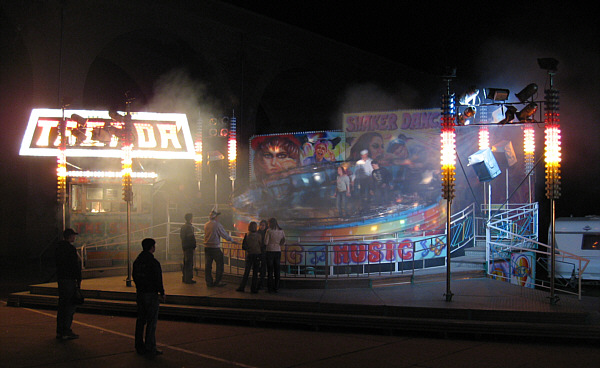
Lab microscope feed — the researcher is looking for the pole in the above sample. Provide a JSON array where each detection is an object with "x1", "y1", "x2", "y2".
[
  {"x1": 214, "y1": 173, "x2": 218, "y2": 211},
  {"x1": 126, "y1": 200, "x2": 132, "y2": 287},
  {"x1": 549, "y1": 198, "x2": 558, "y2": 304},
  {"x1": 445, "y1": 197, "x2": 453, "y2": 301}
]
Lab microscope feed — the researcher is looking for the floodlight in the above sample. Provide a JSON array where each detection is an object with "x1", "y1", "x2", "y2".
[
  {"x1": 484, "y1": 88, "x2": 510, "y2": 101},
  {"x1": 538, "y1": 58, "x2": 558, "y2": 72},
  {"x1": 515, "y1": 83, "x2": 538, "y2": 103},
  {"x1": 458, "y1": 106, "x2": 476, "y2": 125},
  {"x1": 517, "y1": 102, "x2": 538, "y2": 121},
  {"x1": 458, "y1": 86, "x2": 480, "y2": 106},
  {"x1": 498, "y1": 105, "x2": 517, "y2": 124}
]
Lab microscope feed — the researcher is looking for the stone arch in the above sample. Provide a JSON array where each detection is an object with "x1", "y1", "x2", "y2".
[{"x1": 82, "y1": 28, "x2": 223, "y2": 112}]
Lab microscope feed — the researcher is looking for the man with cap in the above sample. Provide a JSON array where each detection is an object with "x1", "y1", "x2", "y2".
[
  {"x1": 353, "y1": 149, "x2": 373, "y2": 211},
  {"x1": 133, "y1": 238, "x2": 165, "y2": 356},
  {"x1": 55, "y1": 228, "x2": 82, "y2": 340},
  {"x1": 203, "y1": 209, "x2": 236, "y2": 287}
]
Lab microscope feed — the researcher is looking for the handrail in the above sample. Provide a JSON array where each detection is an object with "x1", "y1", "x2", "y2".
[
  {"x1": 78, "y1": 204, "x2": 476, "y2": 284},
  {"x1": 486, "y1": 213, "x2": 589, "y2": 300}
]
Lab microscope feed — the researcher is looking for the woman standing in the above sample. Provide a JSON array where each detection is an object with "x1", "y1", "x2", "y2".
[
  {"x1": 257, "y1": 220, "x2": 268, "y2": 289},
  {"x1": 335, "y1": 166, "x2": 351, "y2": 217},
  {"x1": 264, "y1": 217, "x2": 285, "y2": 293},
  {"x1": 236, "y1": 222, "x2": 262, "y2": 293}
]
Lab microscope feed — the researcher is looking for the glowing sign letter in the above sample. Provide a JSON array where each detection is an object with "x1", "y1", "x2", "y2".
[
  {"x1": 36, "y1": 119, "x2": 59, "y2": 147},
  {"x1": 156, "y1": 123, "x2": 181, "y2": 149},
  {"x1": 135, "y1": 123, "x2": 157, "y2": 148}
]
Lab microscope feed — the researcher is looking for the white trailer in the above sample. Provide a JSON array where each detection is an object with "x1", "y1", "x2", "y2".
[{"x1": 551, "y1": 216, "x2": 600, "y2": 281}]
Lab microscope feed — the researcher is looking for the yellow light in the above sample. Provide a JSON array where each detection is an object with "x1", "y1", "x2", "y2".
[
  {"x1": 194, "y1": 141, "x2": 203, "y2": 164},
  {"x1": 228, "y1": 138, "x2": 237, "y2": 163},
  {"x1": 370, "y1": 225, "x2": 378, "y2": 232},
  {"x1": 544, "y1": 125, "x2": 561, "y2": 165},
  {"x1": 478, "y1": 127, "x2": 489, "y2": 150}
]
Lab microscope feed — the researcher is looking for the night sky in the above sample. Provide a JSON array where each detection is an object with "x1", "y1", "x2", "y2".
[{"x1": 221, "y1": 1, "x2": 600, "y2": 218}]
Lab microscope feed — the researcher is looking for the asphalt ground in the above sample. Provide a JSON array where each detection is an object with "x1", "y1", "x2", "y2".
[
  {"x1": 3, "y1": 299, "x2": 600, "y2": 368},
  {"x1": 2, "y1": 260, "x2": 600, "y2": 367}
]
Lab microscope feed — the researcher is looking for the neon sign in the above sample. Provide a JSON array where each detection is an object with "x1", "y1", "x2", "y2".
[{"x1": 20, "y1": 109, "x2": 195, "y2": 159}]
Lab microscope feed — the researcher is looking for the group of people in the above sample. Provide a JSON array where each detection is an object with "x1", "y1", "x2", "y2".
[
  {"x1": 54, "y1": 229, "x2": 165, "y2": 356},
  {"x1": 179, "y1": 211, "x2": 286, "y2": 294},
  {"x1": 335, "y1": 149, "x2": 392, "y2": 217},
  {"x1": 236, "y1": 217, "x2": 286, "y2": 294}
]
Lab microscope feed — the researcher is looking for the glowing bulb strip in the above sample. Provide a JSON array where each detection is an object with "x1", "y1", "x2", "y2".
[
  {"x1": 228, "y1": 116, "x2": 237, "y2": 181},
  {"x1": 66, "y1": 171, "x2": 157, "y2": 178},
  {"x1": 195, "y1": 116, "x2": 203, "y2": 183},
  {"x1": 57, "y1": 149, "x2": 67, "y2": 203},
  {"x1": 478, "y1": 126, "x2": 489, "y2": 150},
  {"x1": 440, "y1": 128, "x2": 456, "y2": 167},
  {"x1": 523, "y1": 125, "x2": 535, "y2": 175},
  {"x1": 544, "y1": 125, "x2": 561, "y2": 165},
  {"x1": 121, "y1": 144, "x2": 133, "y2": 202}
]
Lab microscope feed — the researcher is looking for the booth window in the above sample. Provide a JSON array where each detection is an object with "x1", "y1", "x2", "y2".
[
  {"x1": 70, "y1": 184, "x2": 151, "y2": 214},
  {"x1": 582, "y1": 234, "x2": 600, "y2": 250}
]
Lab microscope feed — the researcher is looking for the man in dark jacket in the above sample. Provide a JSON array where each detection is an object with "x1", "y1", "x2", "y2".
[
  {"x1": 55, "y1": 228, "x2": 82, "y2": 340},
  {"x1": 133, "y1": 238, "x2": 165, "y2": 356},
  {"x1": 180, "y1": 213, "x2": 196, "y2": 284}
]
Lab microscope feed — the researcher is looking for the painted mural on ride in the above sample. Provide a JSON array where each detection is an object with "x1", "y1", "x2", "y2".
[{"x1": 231, "y1": 109, "x2": 530, "y2": 269}]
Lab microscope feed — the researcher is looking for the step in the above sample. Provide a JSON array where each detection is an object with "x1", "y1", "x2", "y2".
[
  {"x1": 7, "y1": 290, "x2": 598, "y2": 341},
  {"x1": 81, "y1": 261, "x2": 181, "y2": 279}
]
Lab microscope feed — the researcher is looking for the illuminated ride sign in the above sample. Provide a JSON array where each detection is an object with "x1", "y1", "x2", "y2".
[{"x1": 20, "y1": 109, "x2": 195, "y2": 159}]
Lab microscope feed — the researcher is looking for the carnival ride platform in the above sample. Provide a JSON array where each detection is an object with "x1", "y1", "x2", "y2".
[{"x1": 8, "y1": 269, "x2": 600, "y2": 342}]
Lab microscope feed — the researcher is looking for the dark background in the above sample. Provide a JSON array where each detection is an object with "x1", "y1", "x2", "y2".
[{"x1": 222, "y1": 1, "x2": 600, "y2": 219}]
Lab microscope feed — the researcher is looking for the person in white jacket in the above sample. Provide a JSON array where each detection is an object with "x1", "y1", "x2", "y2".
[
  {"x1": 203, "y1": 210, "x2": 236, "y2": 287},
  {"x1": 264, "y1": 217, "x2": 286, "y2": 293}
]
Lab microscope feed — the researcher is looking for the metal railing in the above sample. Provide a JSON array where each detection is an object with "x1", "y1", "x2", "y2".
[
  {"x1": 482, "y1": 202, "x2": 589, "y2": 299},
  {"x1": 221, "y1": 203, "x2": 475, "y2": 281},
  {"x1": 78, "y1": 204, "x2": 476, "y2": 284}
]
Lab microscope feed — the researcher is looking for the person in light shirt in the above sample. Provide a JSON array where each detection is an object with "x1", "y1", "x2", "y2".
[
  {"x1": 203, "y1": 210, "x2": 237, "y2": 287},
  {"x1": 264, "y1": 217, "x2": 286, "y2": 293}
]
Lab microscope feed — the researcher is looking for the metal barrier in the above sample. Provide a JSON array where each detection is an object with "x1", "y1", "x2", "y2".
[
  {"x1": 77, "y1": 204, "x2": 476, "y2": 284},
  {"x1": 482, "y1": 202, "x2": 589, "y2": 299}
]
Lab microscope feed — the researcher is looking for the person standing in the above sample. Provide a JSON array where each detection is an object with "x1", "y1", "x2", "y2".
[
  {"x1": 370, "y1": 160, "x2": 392, "y2": 205},
  {"x1": 335, "y1": 166, "x2": 351, "y2": 217},
  {"x1": 257, "y1": 219, "x2": 268, "y2": 289},
  {"x1": 133, "y1": 238, "x2": 165, "y2": 356},
  {"x1": 236, "y1": 221, "x2": 262, "y2": 293},
  {"x1": 203, "y1": 210, "x2": 236, "y2": 287},
  {"x1": 55, "y1": 228, "x2": 82, "y2": 340},
  {"x1": 353, "y1": 149, "x2": 373, "y2": 211},
  {"x1": 180, "y1": 213, "x2": 196, "y2": 284},
  {"x1": 264, "y1": 217, "x2": 286, "y2": 293}
]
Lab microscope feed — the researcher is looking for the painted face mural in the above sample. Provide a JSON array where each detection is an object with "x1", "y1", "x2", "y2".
[{"x1": 252, "y1": 135, "x2": 301, "y2": 181}]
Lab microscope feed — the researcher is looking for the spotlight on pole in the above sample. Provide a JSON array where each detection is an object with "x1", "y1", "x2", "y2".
[
  {"x1": 515, "y1": 83, "x2": 538, "y2": 103},
  {"x1": 458, "y1": 86, "x2": 480, "y2": 106},
  {"x1": 484, "y1": 88, "x2": 510, "y2": 101},
  {"x1": 538, "y1": 58, "x2": 559, "y2": 72},
  {"x1": 517, "y1": 102, "x2": 539, "y2": 122},
  {"x1": 498, "y1": 105, "x2": 517, "y2": 124},
  {"x1": 457, "y1": 106, "x2": 476, "y2": 125}
]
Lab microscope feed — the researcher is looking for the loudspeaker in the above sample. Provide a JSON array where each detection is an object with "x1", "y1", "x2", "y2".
[
  {"x1": 492, "y1": 140, "x2": 517, "y2": 168},
  {"x1": 468, "y1": 148, "x2": 501, "y2": 182}
]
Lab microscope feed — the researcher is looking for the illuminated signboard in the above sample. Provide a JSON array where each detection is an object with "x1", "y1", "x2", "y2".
[{"x1": 20, "y1": 109, "x2": 195, "y2": 159}]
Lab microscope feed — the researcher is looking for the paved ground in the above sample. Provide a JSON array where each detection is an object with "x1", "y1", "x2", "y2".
[
  {"x1": 2, "y1": 260, "x2": 600, "y2": 367},
  {"x1": 3, "y1": 300, "x2": 600, "y2": 368}
]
